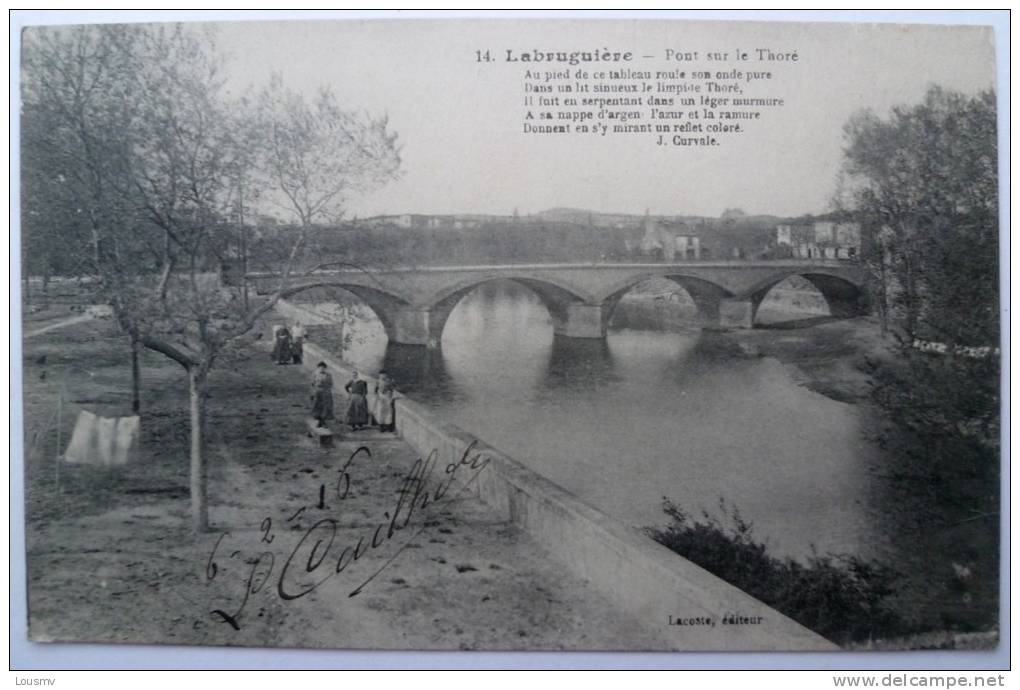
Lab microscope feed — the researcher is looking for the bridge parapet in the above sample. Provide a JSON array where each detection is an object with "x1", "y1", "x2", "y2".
[{"x1": 248, "y1": 261, "x2": 867, "y2": 345}]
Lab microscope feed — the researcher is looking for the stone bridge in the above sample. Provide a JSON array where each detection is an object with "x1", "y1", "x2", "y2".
[{"x1": 247, "y1": 261, "x2": 868, "y2": 347}]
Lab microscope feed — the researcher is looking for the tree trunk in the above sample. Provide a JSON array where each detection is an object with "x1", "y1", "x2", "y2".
[
  {"x1": 130, "y1": 335, "x2": 141, "y2": 414},
  {"x1": 239, "y1": 185, "x2": 249, "y2": 312},
  {"x1": 189, "y1": 366, "x2": 209, "y2": 532},
  {"x1": 875, "y1": 256, "x2": 889, "y2": 336}
]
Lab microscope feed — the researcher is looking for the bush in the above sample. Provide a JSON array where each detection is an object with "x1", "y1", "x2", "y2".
[
  {"x1": 863, "y1": 350, "x2": 1000, "y2": 500},
  {"x1": 645, "y1": 499, "x2": 907, "y2": 645}
]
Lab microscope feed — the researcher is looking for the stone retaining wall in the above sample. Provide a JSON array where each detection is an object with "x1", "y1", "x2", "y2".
[{"x1": 284, "y1": 303, "x2": 837, "y2": 651}]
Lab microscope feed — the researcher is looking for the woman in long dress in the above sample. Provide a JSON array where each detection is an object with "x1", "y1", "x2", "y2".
[
  {"x1": 344, "y1": 370, "x2": 370, "y2": 430},
  {"x1": 309, "y1": 362, "x2": 334, "y2": 428},
  {"x1": 291, "y1": 322, "x2": 305, "y2": 364},
  {"x1": 272, "y1": 326, "x2": 292, "y2": 365},
  {"x1": 373, "y1": 372, "x2": 396, "y2": 433}
]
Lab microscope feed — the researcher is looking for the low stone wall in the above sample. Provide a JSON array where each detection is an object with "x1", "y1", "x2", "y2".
[
  {"x1": 288, "y1": 309, "x2": 836, "y2": 651},
  {"x1": 392, "y1": 395, "x2": 836, "y2": 652}
]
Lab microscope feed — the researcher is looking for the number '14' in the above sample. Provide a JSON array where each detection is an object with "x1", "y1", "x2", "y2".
[{"x1": 475, "y1": 50, "x2": 492, "y2": 62}]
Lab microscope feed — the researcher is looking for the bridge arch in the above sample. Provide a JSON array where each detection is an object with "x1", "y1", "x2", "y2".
[
  {"x1": 260, "y1": 263, "x2": 867, "y2": 341},
  {"x1": 279, "y1": 281, "x2": 412, "y2": 342},
  {"x1": 739, "y1": 270, "x2": 868, "y2": 324},
  {"x1": 598, "y1": 273, "x2": 734, "y2": 326},
  {"x1": 423, "y1": 275, "x2": 592, "y2": 344}
]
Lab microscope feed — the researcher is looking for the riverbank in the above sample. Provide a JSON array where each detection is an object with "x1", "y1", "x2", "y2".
[
  {"x1": 274, "y1": 291, "x2": 999, "y2": 649},
  {"x1": 609, "y1": 286, "x2": 880, "y2": 405},
  {"x1": 704, "y1": 321, "x2": 1000, "y2": 647},
  {"x1": 720, "y1": 317, "x2": 886, "y2": 404},
  {"x1": 293, "y1": 330, "x2": 835, "y2": 652},
  {"x1": 21, "y1": 319, "x2": 671, "y2": 651}
]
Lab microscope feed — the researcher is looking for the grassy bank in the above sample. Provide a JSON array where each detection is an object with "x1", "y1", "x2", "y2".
[{"x1": 646, "y1": 500, "x2": 903, "y2": 647}]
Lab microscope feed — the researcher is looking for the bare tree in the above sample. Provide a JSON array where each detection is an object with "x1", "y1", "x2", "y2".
[
  {"x1": 251, "y1": 74, "x2": 401, "y2": 274},
  {"x1": 22, "y1": 24, "x2": 401, "y2": 532},
  {"x1": 21, "y1": 24, "x2": 154, "y2": 409},
  {"x1": 243, "y1": 74, "x2": 402, "y2": 364},
  {"x1": 22, "y1": 24, "x2": 257, "y2": 529}
]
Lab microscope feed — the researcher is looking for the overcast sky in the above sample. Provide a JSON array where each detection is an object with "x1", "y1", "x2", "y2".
[{"x1": 194, "y1": 19, "x2": 992, "y2": 218}]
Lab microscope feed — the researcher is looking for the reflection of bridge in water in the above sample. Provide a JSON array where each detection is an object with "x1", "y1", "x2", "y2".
[{"x1": 249, "y1": 261, "x2": 867, "y2": 348}]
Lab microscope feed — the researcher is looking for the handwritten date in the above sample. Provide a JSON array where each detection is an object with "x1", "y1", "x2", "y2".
[{"x1": 205, "y1": 443, "x2": 490, "y2": 631}]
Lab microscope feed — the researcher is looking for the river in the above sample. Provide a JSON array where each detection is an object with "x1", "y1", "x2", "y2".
[{"x1": 297, "y1": 279, "x2": 888, "y2": 562}]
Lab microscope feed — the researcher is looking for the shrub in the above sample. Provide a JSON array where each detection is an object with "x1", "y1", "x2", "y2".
[{"x1": 645, "y1": 499, "x2": 907, "y2": 645}]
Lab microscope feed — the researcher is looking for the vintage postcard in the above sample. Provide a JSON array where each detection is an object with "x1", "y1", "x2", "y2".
[{"x1": 16, "y1": 13, "x2": 1002, "y2": 659}]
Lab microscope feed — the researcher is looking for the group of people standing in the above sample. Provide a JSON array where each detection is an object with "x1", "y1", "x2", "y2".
[
  {"x1": 274, "y1": 321, "x2": 397, "y2": 434},
  {"x1": 310, "y1": 362, "x2": 396, "y2": 433}
]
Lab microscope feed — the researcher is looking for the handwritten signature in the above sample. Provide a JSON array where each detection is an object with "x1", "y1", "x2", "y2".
[{"x1": 204, "y1": 442, "x2": 491, "y2": 631}]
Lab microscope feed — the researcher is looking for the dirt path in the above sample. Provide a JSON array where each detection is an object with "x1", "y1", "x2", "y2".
[
  {"x1": 22, "y1": 319, "x2": 667, "y2": 651},
  {"x1": 24, "y1": 313, "x2": 95, "y2": 338}
]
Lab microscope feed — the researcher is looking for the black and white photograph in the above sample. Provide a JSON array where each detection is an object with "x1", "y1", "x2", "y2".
[{"x1": 13, "y1": 12, "x2": 1005, "y2": 663}]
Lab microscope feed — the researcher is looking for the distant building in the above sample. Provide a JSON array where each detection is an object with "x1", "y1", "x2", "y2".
[
  {"x1": 638, "y1": 212, "x2": 702, "y2": 261},
  {"x1": 776, "y1": 221, "x2": 860, "y2": 260},
  {"x1": 364, "y1": 214, "x2": 464, "y2": 229},
  {"x1": 254, "y1": 214, "x2": 280, "y2": 227},
  {"x1": 638, "y1": 212, "x2": 666, "y2": 258},
  {"x1": 674, "y1": 235, "x2": 701, "y2": 260},
  {"x1": 814, "y1": 221, "x2": 836, "y2": 244}
]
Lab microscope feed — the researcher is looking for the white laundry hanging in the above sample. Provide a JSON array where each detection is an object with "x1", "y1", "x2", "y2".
[{"x1": 64, "y1": 410, "x2": 139, "y2": 466}]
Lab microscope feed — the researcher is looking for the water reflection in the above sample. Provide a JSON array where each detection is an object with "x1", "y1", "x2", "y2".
[
  {"x1": 381, "y1": 343, "x2": 455, "y2": 403},
  {"x1": 541, "y1": 336, "x2": 620, "y2": 393},
  {"x1": 689, "y1": 330, "x2": 753, "y2": 361},
  {"x1": 307, "y1": 280, "x2": 882, "y2": 561}
]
